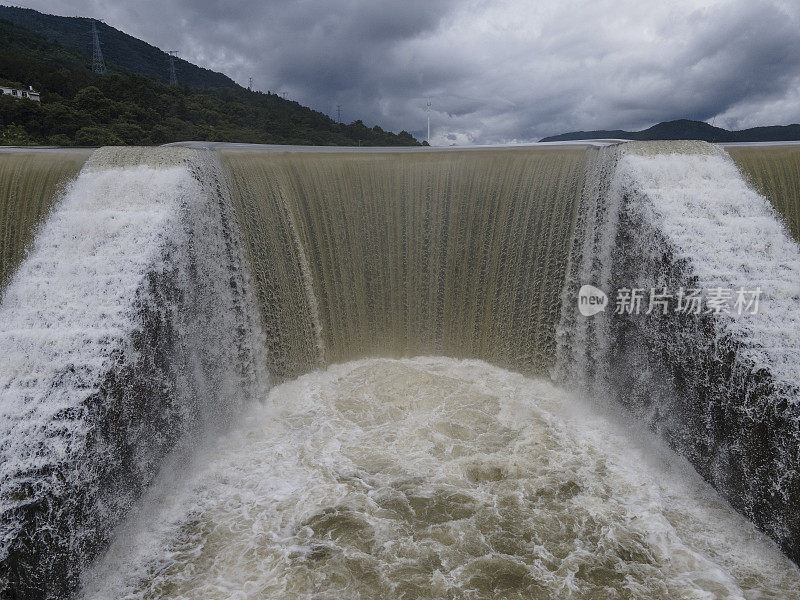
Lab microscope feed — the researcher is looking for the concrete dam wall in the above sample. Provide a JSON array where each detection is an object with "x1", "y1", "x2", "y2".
[{"x1": 0, "y1": 142, "x2": 798, "y2": 598}]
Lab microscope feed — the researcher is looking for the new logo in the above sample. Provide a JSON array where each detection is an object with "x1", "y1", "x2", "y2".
[{"x1": 577, "y1": 284, "x2": 608, "y2": 317}]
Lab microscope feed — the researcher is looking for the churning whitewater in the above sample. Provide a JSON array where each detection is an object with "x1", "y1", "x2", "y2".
[
  {"x1": 1, "y1": 141, "x2": 800, "y2": 599},
  {"x1": 0, "y1": 147, "x2": 266, "y2": 597},
  {"x1": 80, "y1": 358, "x2": 800, "y2": 599},
  {"x1": 0, "y1": 162, "x2": 193, "y2": 586},
  {"x1": 555, "y1": 142, "x2": 800, "y2": 563}
]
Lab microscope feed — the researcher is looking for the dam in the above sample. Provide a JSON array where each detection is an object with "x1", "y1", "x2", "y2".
[{"x1": 0, "y1": 141, "x2": 799, "y2": 599}]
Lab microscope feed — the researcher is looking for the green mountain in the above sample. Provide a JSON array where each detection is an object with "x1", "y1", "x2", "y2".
[
  {"x1": 540, "y1": 119, "x2": 800, "y2": 143},
  {"x1": 0, "y1": 9, "x2": 420, "y2": 147},
  {"x1": 0, "y1": 5, "x2": 235, "y2": 88}
]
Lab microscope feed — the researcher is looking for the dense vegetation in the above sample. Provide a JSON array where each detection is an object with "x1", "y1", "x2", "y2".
[
  {"x1": 540, "y1": 118, "x2": 800, "y2": 143},
  {"x1": 0, "y1": 15, "x2": 420, "y2": 147},
  {"x1": 0, "y1": 5, "x2": 237, "y2": 88}
]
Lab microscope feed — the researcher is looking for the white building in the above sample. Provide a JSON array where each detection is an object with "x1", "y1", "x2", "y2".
[{"x1": 0, "y1": 85, "x2": 41, "y2": 102}]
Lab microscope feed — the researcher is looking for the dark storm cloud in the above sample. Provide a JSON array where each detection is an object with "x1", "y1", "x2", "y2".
[{"x1": 14, "y1": 0, "x2": 800, "y2": 143}]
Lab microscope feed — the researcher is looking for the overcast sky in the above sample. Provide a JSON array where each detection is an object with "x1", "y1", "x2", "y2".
[{"x1": 14, "y1": 0, "x2": 800, "y2": 144}]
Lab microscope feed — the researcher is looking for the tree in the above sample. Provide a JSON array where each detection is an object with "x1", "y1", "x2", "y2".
[
  {"x1": 0, "y1": 17, "x2": 422, "y2": 147},
  {"x1": 1, "y1": 123, "x2": 32, "y2": 145},
  {"x1": 74, "y1": 125, "x2": 123, "y2": 146}
]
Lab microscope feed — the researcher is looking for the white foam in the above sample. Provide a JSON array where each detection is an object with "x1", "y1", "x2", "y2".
[
  {"x1": 616, "y1": 150, "x2": 800, "y2": 388},
  {"x1": 79, "y1": 358, "x2": 800, "y2": 599},
  {"x1": 0, "y1": 164, "x2": 195, "y2": 531}
]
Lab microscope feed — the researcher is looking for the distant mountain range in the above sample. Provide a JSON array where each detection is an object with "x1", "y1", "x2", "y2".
[
  {"x1": 540, "y1": 119, "x2": 800, "y2": 143},
  {"x1": 0, "y1": 5, "x2": 235, "y2": 88}
]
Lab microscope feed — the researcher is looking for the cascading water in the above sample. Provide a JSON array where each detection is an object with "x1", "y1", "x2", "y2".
[
  {"x1": 556, "y1": 140, "x2": 800, "y2": 562},
  {"x1": 553, "y1": 144, "x2": 622, "y2": 387},
  {"x1": 728, "y1": 145, "x2": 800, "y2": 243},
  {"x1": 0, "y1": 147, "x2": 266, "y2": 599},
  {"x1": 0, "y1": 149, "x2": 92, "y2": 291},
  {"x1": 221, "y1": 148, "x2": 587, "y2": 380},
  {"x1": 0, "y1": 142, "x2": 799, "y2": 599}
]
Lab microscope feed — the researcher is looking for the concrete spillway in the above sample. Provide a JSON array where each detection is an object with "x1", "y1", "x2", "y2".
[{"x1": 0, "y1": 142, "x2": 799, "y2": 599}]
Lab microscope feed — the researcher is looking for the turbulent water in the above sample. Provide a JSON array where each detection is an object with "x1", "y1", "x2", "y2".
[
  {"x1": 0, "y1": 149, "x2": 91, "y2": 290},
  {"x1": 79, "y1": 358, "x2": 800, "y2": 600},
  {"x1": 555, "y1": 142, "x2": 800, "y2": 562},
  {"x1": 1, "y1": 142, "x2": 800, "y2": 599},
  {"x1": 0, "y1": 147, "x2": 266, "y2": 597}
]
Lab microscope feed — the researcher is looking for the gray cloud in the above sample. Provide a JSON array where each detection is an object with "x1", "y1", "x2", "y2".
[{"x1": 13, "y1": 0, "x2": 800, "y2": 143}]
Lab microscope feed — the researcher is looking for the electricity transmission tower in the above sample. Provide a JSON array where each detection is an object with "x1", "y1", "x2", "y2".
[
  {"x1": 336, "y1": 104, "x2": 342, "y2": 123},
  {"x1": 91, "y1": 21, "x2": 106, "y2": 74},
  {"x1": 248, "y1": 76, "x2": 253, "y2": 90},
  {"x1": 167, "y1": 51, "x2": 179, "y2": 85}
]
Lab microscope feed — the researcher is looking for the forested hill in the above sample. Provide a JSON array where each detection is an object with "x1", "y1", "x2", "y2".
[
  {"x1": 540, "y1": 119, "x2": 800, "y2": 143},
  {"x1": 0, "y1": 5, "x2": 235, "y2": 88},
  {"x1": 0, "y1": 10, "x2": 420, "y2": 147}
]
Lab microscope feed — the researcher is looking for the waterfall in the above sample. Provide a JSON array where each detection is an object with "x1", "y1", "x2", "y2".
[
  {"x1": 0, "y1": 148, "x2": 266, "y2": 599},
  {"x1": 556, "y1": 140, "x2": 800, "y2": 562},
  {"x1": 1, "y1": 142, "x2": 800, "y2": 598},
  {"x1": 0, "y1": 149, "x2": 92, "y2": 292},
  {"x1": 553, "y1": 144, "x2": 622, "y2": 389},
  {"x1": 222, "y1": 147, "x2": 587, "y2": 380},
  {"x1": 728, "y1": 145, "x2": 800, "y2": 242}
]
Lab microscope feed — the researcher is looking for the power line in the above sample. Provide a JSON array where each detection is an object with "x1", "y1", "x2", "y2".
[
  {"x1": 166, "y1": 51, "x2": 179, "y2": 86},
  {"x1": 91, "y1": 20, "x2": 106, "y2": 75}
]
